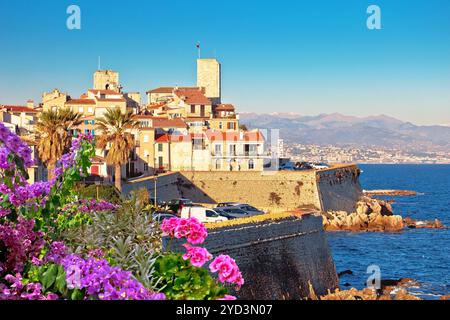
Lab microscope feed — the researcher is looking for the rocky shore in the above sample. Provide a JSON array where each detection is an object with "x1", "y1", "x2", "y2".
[
  {"x1": 322, "y1": 196, "x2": 444, "y2": 232},
  {"x1": 363, "y1": 189, "x2": 418, "y2": 197}
]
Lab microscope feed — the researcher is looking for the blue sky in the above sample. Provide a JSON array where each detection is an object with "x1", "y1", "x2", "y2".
[{"x1": 1, "y1": 0, "x2": 449, "y2": 125}]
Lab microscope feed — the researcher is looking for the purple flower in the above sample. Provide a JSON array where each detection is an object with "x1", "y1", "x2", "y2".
[
  {"x1": 44, "y1": 241, "x2": 68, "y2": 264},
  {"x1": 60, "y1": 255, "x2": 165, "y2": 300}
]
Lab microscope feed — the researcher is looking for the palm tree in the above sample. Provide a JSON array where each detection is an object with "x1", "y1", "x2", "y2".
[
  {"x1": 35, "y1": 108, "x2": 81, "y2": 181},
  {"x1": 96, "y1": 108, "x2": 139, "y2": 192}
]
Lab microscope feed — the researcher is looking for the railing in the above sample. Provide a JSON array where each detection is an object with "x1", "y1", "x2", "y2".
[{"x1": 211, "y1": 153, "x2": 269, "y2": 158}]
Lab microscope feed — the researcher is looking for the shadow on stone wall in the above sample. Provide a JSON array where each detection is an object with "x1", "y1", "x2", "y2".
[{"x1": 163, "y1": 214, "x2": 339, "y2": 300}]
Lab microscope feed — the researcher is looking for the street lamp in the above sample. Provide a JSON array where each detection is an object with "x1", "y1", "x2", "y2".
[{"x1": 154, "y1": 172, "x2": 158, "y2": 210}]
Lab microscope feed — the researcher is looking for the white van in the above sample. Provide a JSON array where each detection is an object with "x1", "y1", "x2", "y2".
[{"x1": 180, "y1": 206, "x2": 228, "y2": 223}]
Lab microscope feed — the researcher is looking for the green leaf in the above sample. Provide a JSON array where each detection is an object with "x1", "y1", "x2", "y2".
[
  {"x1": 41, "y1": 264, "x2": 58, "y2": 291},
  {"x1": 70, "y1": 289, "x2": 84, "y2": 300},
  {"x1": 55, "y1": 265, "x2": 67, "y2": 293}
]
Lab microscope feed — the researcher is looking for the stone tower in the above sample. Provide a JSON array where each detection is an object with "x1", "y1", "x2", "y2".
[
  {"x1": 197, "y1": 59, "x2": 221, "y2": 104},
  {"x1": 93, "y1": 70, "x2": 120, "y2": 91}
]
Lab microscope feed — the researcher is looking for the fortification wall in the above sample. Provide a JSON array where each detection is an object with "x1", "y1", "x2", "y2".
[
  {"x1": 122, "y1": 172, "x2": 182, "y2": 200},
  {"x1": 178, "y1": 171, "x2": 321, "y2": 212},
  {"x1": 316, "y1": 165, "x2": 362, "y2": 213},
  {"x1": 163, "y1": 214, "x2": 339, "y2": 300},
  {"x1": 123, "y1": 164, "x2": 362, "y2": 213}
]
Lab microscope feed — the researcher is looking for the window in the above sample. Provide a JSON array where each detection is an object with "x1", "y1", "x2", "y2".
[
  {"x1": 144, "y1": 135, "x2": 149, "y2": 143},
  {"x1": 158, "y1": 144, "x2": 163, "y2": 152},
  {"x1": 84, "y1": 129, "x2": 90, "y2": 134},
  {"x1": 190, "y1": 105, "x2": 196, "y2": 114},
  {"x1": 91, "y1": 120, "x2": 95, "y2": 125},
  {"x1": 249, "y1": 159, "x2": 255, "y2": 170},
  {"x1": 90, "y1": 129, "x2": 95, "y2": 135},
  {"x1": 193, "y1": 139, "x2": 205, "y2": 150},
  {"x1": 215, "y1": 160, "x2": 221, "y2": 170},
  {"x1": 84, "y1": 120, "x2": 89, "y2": 125},
  {"x1": 214, "y1": 144, "x2": 222, "y2": 155},
  {"x1": 144, "y1": 163, "x2": 149, "y2": 172},
  {"x1": 229, "y1": 144, "x2": 236, "y2": 156},
  {"x1": 245, "y1": 144, "x2": 257, "y2": 156},
  {"x1": 158, "y1": 156, "x2": 163, "y2": 168},
  {"x1": 88, "y1": 107, "x2": 94, "y2": 113},
  {"x1": 200, "y1": 105, "x2": 205, "y2": 117},
  {"x1": 227, "y1": 122, "x2": 235, "y2": 130},
  {"x1": 78, "y1": 106, "x2": 83, "y2": 113},
  {"x1": 219, "y1": 122, "x2": 223, "y2": 129}
]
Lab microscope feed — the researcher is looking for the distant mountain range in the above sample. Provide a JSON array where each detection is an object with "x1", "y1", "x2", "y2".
[{"x1": 239, "y1": 112, "x2": 450, "y2": 152}]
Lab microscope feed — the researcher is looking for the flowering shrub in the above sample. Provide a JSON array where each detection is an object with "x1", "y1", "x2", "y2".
[
  {"x1": 161, "y1": 217, "x2": 208, "y2": 245},
  {"x1": 0, "y1": 123, "x2": 163, "y2": 300},
  {"x1": 1, "y1": 122, "x2": 243, "y2": 300},
  {"x1": 155, "y1": 216, "x2": 243, "y2": 300}
]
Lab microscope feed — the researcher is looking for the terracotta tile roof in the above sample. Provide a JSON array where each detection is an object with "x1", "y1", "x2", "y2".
[
  {"x1": 215, "y1": 104, "x2": 235, "y2": 111},
  {"x1": 147, "y1": 87, "x2": 200, "y2": 94},
  {"x1": 153, "y1": 117, "x2": 187, "y2": 128},
  {"x1": 146, "y1": 103, "x2": 166, "y2": 110},
  {"x1": 65, "y1": 99, "x2": 96, "y2": 105},
  {"x1": 96, "y1": 98, "x2": 126, "y2": 102},
  {"x1": 133, "y1": 116, "x2": 187, "y2": 129},
  {"x1": 155, "y1": 133, "x2": 191, "y2": 143},
  {"x1": 0, "y1": 105, "x2": 39, "y2": 113},
  {"x1": 206, "y1": 130, "x2": 264, "y2": 142},
  {"x1": 174, "y1": 88, "x2": 211, "y2": 105}
]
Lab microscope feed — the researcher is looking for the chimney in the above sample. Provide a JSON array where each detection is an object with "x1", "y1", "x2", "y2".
[{"x1": 27, "y1": 100, "x2": 34, "y2": 109}]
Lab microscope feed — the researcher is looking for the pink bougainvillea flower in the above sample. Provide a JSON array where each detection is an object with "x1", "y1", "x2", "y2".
[{"x1": 182, "y1": 244, "x2": 212, "y2": 267}]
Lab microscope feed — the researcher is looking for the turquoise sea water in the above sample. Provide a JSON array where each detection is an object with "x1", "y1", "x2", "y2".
[{"x1": 326, "y1": 164, "x2": 450, "y2": 299}]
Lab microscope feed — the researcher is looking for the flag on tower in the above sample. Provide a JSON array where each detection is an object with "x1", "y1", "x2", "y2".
[{"x1": 196, "y1": 42, "x2": 201, "y2": 58}]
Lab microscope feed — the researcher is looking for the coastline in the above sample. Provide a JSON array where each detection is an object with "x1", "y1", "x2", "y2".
[
  {"x1": 356, "y1": 162, "x2": 450, "y2": 165},
  {"x1": 327, "y1": 164, "x2": 450, "y2": 298}
]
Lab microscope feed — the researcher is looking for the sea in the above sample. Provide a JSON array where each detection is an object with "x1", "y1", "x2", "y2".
[{"x1": 326, "y1": 164, "x2": 450, "y2": 299}]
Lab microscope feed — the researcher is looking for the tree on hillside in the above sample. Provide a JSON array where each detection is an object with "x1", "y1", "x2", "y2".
[
  {"x1": 96, "y1": 108, "x2": 139, "y2": 192},
  {"x1": 35, "y1": 108, "x2": 81, "y2": 181}
]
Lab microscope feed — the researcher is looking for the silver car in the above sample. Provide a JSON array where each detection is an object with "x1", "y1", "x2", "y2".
[{"x1": 216, "y1": 203, "x2": 265, "y2": 216}]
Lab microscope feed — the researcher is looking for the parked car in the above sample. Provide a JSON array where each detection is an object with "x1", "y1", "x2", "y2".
[
  {"x1": 279, "y1": 162, "x2": 296, "y2": 170},
  {"x1": 216, "y1": 207, "x2": 251, "y2": 219},
  {"x1": 310, "y1": 162, "x2": 330, "y2": 170},
  {"x1": 149, "y1": 197, "x2": 166, "y2": 208},
  {"x1": 216, "y1": 202, "x2": 241, "y2": 208},
  {"x1": 152, "y1": 212, "x2": 177, "y2": 222},
  {"x1": 166, "y1": 198, "x2": 194, "y2": 215},
  {"x1": 218, "y1": 203, "x2": 265, "y2": 216},
  {"x1": 294, "y1": 162, "x2": 314, "y2": 170},
  {"x1": 213, "y1": 208, "x2": 236, "y2": 220},
  {"x1": 180, "y1": 206, "x2": 228, "y2": 223}
]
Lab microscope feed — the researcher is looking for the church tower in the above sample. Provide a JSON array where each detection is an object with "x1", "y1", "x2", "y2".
[
  {"x1": 197, "y1": 59, "x2": 221, "y2": 104},
  {"x1": 93, "y1": 70, "x2": 120, "y2": 91}
]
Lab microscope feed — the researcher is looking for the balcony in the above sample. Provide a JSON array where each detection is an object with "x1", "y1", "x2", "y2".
[{"x1": 211, "y1": 152, "x2": 269, "y2": 159}]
